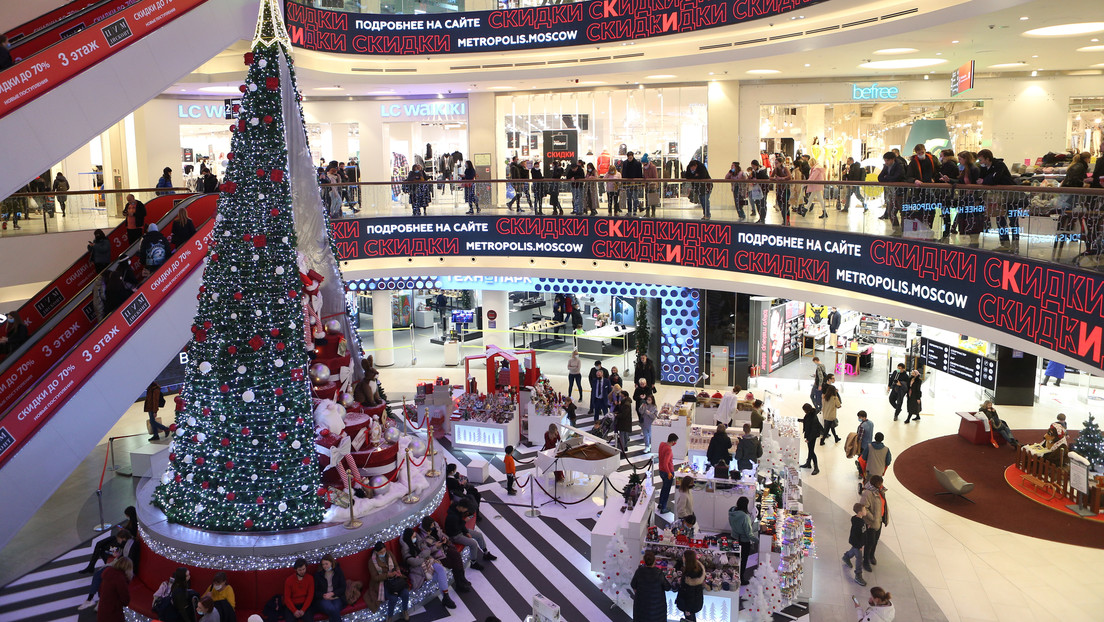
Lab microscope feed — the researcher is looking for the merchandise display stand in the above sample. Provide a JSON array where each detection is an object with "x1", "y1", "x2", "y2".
[{"x1": 590, "y1": 486, "x2": 655, "y2": 572}]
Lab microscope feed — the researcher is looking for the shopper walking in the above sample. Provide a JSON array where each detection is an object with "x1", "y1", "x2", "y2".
[
  {"x1": 728, "y1": 496, "x2": 754, "y2": 585},
  {"x1": 769, "y1": 155, "x2": 792, "y2": 225},
  {"x1": 639, "y1": 394, "x2": 657, "y2": 453},
  {"x1": 675, "y1": 550, "x2": 705, "y2": 622},
  {"x1": 1041, "y1": 359, "x2": 1065, "y2": 387},
  {"x1": 887, "y1": 363, "x2": 908, "y2": 421},
  {"x1": 620, "y1": 151, "x2": 644, "y2": 215},
  {"x1": 584, "y1": 163, "x2": 600, "y2": 214},
  {"x1": 977, "y1": 148, "x2": 1019, "y2": 250},
  {"x1": 634, "y1": 353, "x2": 656, "y2": 389},
  {"x1": 604, "y1": 164, "x2": 622, "y2": 215},
  {"x1": 548, "y1": 160, "x2": 565, "y2": 215},
  {"x1": 860, "y1": 475, "x2": 888, "y2": 573},
  {"x1": 682, "y1": 159, "x2": 713, "y2": 219},
  {"x1": 52, "y1": 171, "x2": 70, "y2": 217},
  {"x1": 567, "y1": 160, "x2": 586, "y2": 214},
  {"x1": 800, "y1": 403, "x2": 822, "y2": 475},
  {"x1": 724, "y1": 162, "x2": 745, "y2": 219},
  {"x1": 630, "y1": 550, "x2": 667, "y2": 622},
  {"x1": 810, "y1": 356, "x2": 827, "y2": 411},
  {"x1": 840, "y1": 157, "x2": 867, "y2": 211},
  {"x1": 462, "y1": 160, "x2": 480, "y2": 214},
  {"x1": 856, "y1": 410, "x2": 874, "y2": 461},
  {"x1": 819, "y1": 383, "x2": 842, "y2": 444},
  {"x1": 615, "y1": 391, "x2": 633, "y2": 457},
  {"x1": 657, "y1": 433, "x2": 677, "y2": 514},
  {"x1": 567, "y1": 349, "x2": 583, "y2": 401},
  {"x1": 531, "y1": 160, "x2": 546, "y2": 214},
  {"x1": 749, "y1": 160, "x2": 769, "y2": 221},
  {"x1": 734, "y1": 423, "x2": 761, "y2": 472},
  {"x1": 863, "y1": 433, "x2": 893, "y2": 482},
  {"x1": 633, "y1": 378, "x2": 656, "y2": 422},
  {"x1": 904, "y1": 370, "x2": 922, "y2": 424},
  {"x1": 807, "y1": 158, "x2": 828, "y2": 217},
  {"x1": 642, "y1": 154, "x2": 659, "y2": 217},
  {"x1": 855, "y1": 586, "x2": 895, "y2": 621},
  {"x1": 842, "y1": 503, "x2": 868, "y2": 586},
  {"x1": 144, "y1": 381, "x2": 170, "y2": 442},
  {"x1": 404, "y1": 164, "x2": 430, "y2": 216},
  {"x1": 878, "y1": 152, "x2": 905, "y2": 226}
]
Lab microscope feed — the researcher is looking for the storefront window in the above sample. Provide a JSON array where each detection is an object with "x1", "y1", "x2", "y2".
[
  {"x1": 497, "y1": 86, "x2": 707, "y2": 177},
  {"x1": 178, "y1": 121, "x2": 359, "y2": 177},
  {"x1": 1068, "y1": 97, "x2": 1104, "y2": 156}
]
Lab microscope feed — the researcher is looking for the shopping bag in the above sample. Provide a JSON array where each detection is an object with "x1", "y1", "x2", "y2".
[{"x1": 506, "y1": 184, "x2": 516, "y2": 201}]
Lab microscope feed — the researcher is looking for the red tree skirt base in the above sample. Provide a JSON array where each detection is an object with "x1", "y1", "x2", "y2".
[{"x1": 1003, "y1": 464, "x2": 1104, "y2": 523}]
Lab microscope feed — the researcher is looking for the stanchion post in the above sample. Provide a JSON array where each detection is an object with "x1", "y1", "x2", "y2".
[
  {"x1": 402, "y1": 450, "x2": 420, "y2": 504},
  {"x1": 107, "y1": 437, "x2": 118, "y2": 472},
  {"x1": 425, "y1": 425, "x2": 440, "y2": 478},
  {"x1": 402, "y1": 397, "x2": 408, "y2": 435},
  {"x1": 343, "y1": 468, "x2": 363, "y2": 529},
  {"x1": 525, "y1": 476, "x2": 541, "y2": 517},
  {"x1": 92, "y1": 490, "x2": 112, "y2": 532}
]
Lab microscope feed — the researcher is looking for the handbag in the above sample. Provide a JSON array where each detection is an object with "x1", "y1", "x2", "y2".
[{"x1": 384, "y1": 576, "x2": 407, "y2": 595}]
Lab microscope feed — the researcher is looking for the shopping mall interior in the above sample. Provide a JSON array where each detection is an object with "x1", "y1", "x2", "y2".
[{"x1": 1, "y1": 1, "x2": 1103, "y2": 621}]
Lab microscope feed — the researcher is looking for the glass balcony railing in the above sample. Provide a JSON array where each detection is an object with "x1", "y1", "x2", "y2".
[{"x1": 289, "y1": 0, "x2": 584, "y2": 16}]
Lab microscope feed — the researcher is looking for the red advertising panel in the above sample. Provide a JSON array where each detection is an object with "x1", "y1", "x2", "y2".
[
  {"x1": 3, "y1": 1, "x2": 101, "y2": 44},
  {"x1": 951, "y1": 60, "x2": 974, "y2": 97},
  {"x1": 0, "y1": 0, "x2": 207, "y2": 119},
  {"x1": 8, "y1": 1, "x2": 142, "y2": 61},
  {"x1": 0, "y1": 223, "x2": 212, "y2": 467}
]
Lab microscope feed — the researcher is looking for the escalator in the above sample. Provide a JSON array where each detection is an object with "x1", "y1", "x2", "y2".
[
  {"x1": 0, "y1": 193, "x2": 217, "y2": 549},
  {"x1": 0, "y1": 0, "x2": 256, "y2": 199}
]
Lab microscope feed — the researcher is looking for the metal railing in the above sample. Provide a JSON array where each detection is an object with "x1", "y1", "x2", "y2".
[
  {"x1": 0, "y1": 186, "x2": 191, "y2": 237},
  {"x1": 314, "y1": 177, "x2": 1104, "y2": 270}
]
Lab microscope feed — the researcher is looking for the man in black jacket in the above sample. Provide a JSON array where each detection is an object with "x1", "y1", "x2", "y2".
[
  {"x1": 444, "y1": 499, "x2": 496, "y2": 570},
  {"x1": 877, "y1": 152, "x2": 905, "y2": 225},
  {"x1": 840, "y1": 157, "x2": 867, "y2": 211},
  {"x1": 978, "y1": 149, "x2": 1020, "y2": 250},
  {"x1": 750, "y1": 160, "x2": 770, "y2": 222},
  {"x1": 548, "y1": 161, "x2": 565, "y2": 215},
  {"x1": 886, "y1": 363, "x2": 908, "y2": 420},
  {"x1": 621, "y1": 151, "x2": 644, "y2": 215},
  {"x1": 566, "y1": 160, "x2": 586, "y2": 214},
  {"x1": 506, "y1": 156, "x2": 532, "y2": 212}
]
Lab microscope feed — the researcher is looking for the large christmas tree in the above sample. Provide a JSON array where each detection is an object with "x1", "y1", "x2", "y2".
[{"x1": 154, "y1": 0, "x2": 358, "y2": 531}]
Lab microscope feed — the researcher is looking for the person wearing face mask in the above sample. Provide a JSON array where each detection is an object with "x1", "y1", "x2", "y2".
[
  {"x1": 195, "y1": 596, "x2": 222, "y2": 622},
  {"x1": 977, "y1": 149, "x2": 1019, "y2": 251},
  {"x1": 401, "y1": 526, "x2": 454, "y2": 612},
  {"x1": 621, "y1": 151, "x2": 644, "y2": 215},
  {"x1": 203, "y1": 572, "x2": 236, "y2": 612},
  {"x1": 724, "y1": 162, "x2": 748, "y2": 219},
  {"x1": 1, "y1": 311, "x2": 28, "y2": 356},
  {"x1": 367, "y1": 542, "x2": 409, "y2": 620}
]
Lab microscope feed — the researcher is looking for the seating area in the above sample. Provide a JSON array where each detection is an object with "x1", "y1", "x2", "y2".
[
  {"x1": 933, "y1": 466, "x2": 976, "y2": 504},
  {"x1": 955, "y1": 411, "x2": 1004, "y2": 446}
]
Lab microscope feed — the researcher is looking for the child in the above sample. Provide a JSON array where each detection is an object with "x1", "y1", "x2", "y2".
[
  {"x1": 842, "y1": 503, "x2": 867, "y2": 586},
  {"x1": 504, "y1": 446, "x2": 517, "y2": 495},
  {"x1": 563, "y1": 397, "x2": 577, "y2": 427}
]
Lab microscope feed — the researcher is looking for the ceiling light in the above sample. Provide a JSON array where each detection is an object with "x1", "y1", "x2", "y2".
[
  {"x1": 1077, "y1": 45, "x2": 1104, "y2": 52},
  {"x1": 859, "y1": 58, "x2": 947, "y2": 69},
  {"x1": 1031, "y1": 70, "x2": 1038, "y2": 76},
  {"x1": 579, "y1": 80, "x2": 606, "y2": 85},
  {"x1": 873, "y1": 47, "x2": 919, "y2": 55},
  {"x1": 367, "y1": 90, "x2": 395, "y2": 95},
  {"x1": 746, "y1": 69, "x2": 781, "y2": 74},
  {"x1": 1092, "y1": 63, "x2": 1104, "y2": 67},
  {"x1": 198, "y1": 86, "x2": 244, "y2": 94},
  {"x1": 804, "y1": 63, "x2": 811, "y2": 67},
  {"x1": 1023, "y1": 23, "x2": 1104, "y2": 37},
  {"x1": 924, "y1": 75, "x2": 929, "y2": 80},
  {"x1": 1019, "y1": 16, "x2": 1029, "y2": 21},
  {"x1": 314, "y1": 86, "x2": 343, "y2": 91},
  {"x1": 988, "y1": 62, "x2": 1028, "y2": 68},
  {"x1": 488, "y1": 86, "x2": 514, "y2": 90},
  {"x1": 951, "y1": 40, "x2": 959, "y2": 44},
  {"x1": 1031, "y1": 55, "x2": 1039, "y2": 58},
  {"x1": 645, "y1": 74, "x2": 676, "y2": 79},
  {"x1": 1093, "y1": 38, "x2": 1101, "y2": 42}
]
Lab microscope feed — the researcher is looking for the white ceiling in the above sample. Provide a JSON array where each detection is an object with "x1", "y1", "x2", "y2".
[{"x1": 167, "y1": 0, "x2": 1104, "y2": 98}]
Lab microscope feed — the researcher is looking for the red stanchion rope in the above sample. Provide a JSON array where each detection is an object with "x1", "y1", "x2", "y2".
[
  {"x1": 97, "y1": 444, "x2": 111, "y2": 492},
  {"x1": 404, "y1": 407, "x2": 425, "y2": 430},
  {"x1": 513, "y1": 474, "x2": 532, "y2": 490},
  {"x1": 109, "y1": 433, "x2": 149, "y2": 441}
]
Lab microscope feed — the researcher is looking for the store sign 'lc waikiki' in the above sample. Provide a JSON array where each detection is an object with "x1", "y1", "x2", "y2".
[
  {"x1": 851, "y1": 83, "x2": 899, "y2": 101},
  {"x1": 380, "y1": 100, "x2": 467, "y2": 119}
]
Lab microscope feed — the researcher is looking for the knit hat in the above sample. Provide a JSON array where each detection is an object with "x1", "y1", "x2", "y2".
[
  {"x1": 147, "y1": 223, "x2": 159, "y2": 232},
  {"x1": 640, "y1": 153, "x2": 650, "y2": 164}
]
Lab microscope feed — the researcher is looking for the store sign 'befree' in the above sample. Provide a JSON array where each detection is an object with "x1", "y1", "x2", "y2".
[{"x1": 284, "y1": 0, "x2": 828, "y2": 56}]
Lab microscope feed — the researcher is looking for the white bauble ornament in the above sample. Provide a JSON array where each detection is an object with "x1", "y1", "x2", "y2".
[
  {"x1": 252, "y1": 254, "x2": 260, "y2": 261},
  {"x1": 188, "y1": 417, "x2": 197, "y2": 426},
  {"x1": 278, "y1": 502, "x2": 288, "y2": 512},
  {"x1": 230, "y1": 266, "x2": 238, "y2": 273},
  {"x1": 384, "y1": 427, "x2": 401, "y2": 444},
  {"x1": 279, "y1": 406, "x2": 286, "y2": 412},
  {"x1": 161, "y1": 471, "x2": 173, "y2": 484},
  {"x1": 237, "y1": 365, "x2": 247, "y2": 374},
  {"x1": 219, "y1": 415, "x2": 227, "y2": 422},
  {"x1": 291, "y1": 440, "x2": 301, "y2": 449},
  {"x1": 186, "y1": 473, "x2": 194, "y2": 482},
  {"x1": 276, "y1": 266, "x2": 285, "y2": 275},
  {"x1": 212, "y1": 293, "x2": 220, "y2": 301},
  {"x1": 199, "y1": 361, "x2": 212, "y2": 374},
  {"x1": 255, "y1": 310, "x2": 262, "y2": 317},
  {"x1": 249, "y1": 117, "x2": 259, "y2": 126},
  {"x1": 184, "y1": 455, "x2": 193, "y2": 464},
  {"x1": 282, "y1": 236, "x2": 288, "y2": 243},
  {"x1": 223, "y1": 230, "x2": 231, "y2": 236},
  {"x1": 325, "y1": 319, "x2": 343, "y2": 335},
  {"x1": 248, "y1": 83, "x2": 258, "y2": 91},
  {"x1": 369, "y1": 475, "x2": 390, "y2": 494},
  {"x1": 251, "y1": 474, "x2": 258, "y2": 481},
  {"x1": 301, "y1": 484, "x2": 309, "y2": 492},
  {"x1": 258, "y1": 193, "x2": 265, "y2": 200},
  {"x1": 176, "y1": 427, "x2": 185, "y2": 436},
  {"x1": 216, "y1": 214, "x2": 224, "y2": 222},
  {"x1": 218, "y1": 486, "x2": 226, "y2": 494},
  {"x1": 231, "y1": 312, "x2": 238, "y2": 319},
  {"x1": 274, "y1": 358, "x2": 284, "y2": 368},
  {"x1": 339, "y1": 392, "x2": 356, "y2": 407},
  {"x1": 409, "y1": 438, "x2": 428, "y2": 458},
  {"x1": 242, "y1": 390, "x2": 255, "y2": 402},
  {"x1": 196, "y1": 503, "x2": 205, "y2": 514},
  {"x1": 197, "y1": 433, "x2": 207, "y2": 442},
  {"x1": 310, "y1": 364, "x2": 332, "y2": 385},
  {"x1": 252, "y1": 439, "x2": 259, "y2": 446}
]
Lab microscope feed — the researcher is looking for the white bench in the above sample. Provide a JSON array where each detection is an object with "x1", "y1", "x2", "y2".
[
  {"x1": 130, "y1": 443, "x2": 170, "y2": 478},
  {"x1": 466, "y1": 458, "x2": 490, "y2": 484}
]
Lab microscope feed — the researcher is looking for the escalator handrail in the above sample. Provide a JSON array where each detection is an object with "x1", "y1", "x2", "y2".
[
  {"x1": 3, "y1": 1, "x2": 99, "y2": 44},
  {"x1": 0, "y1": 0, "x2": 209, "y2": 120},
  {"x1": 6, "y1": 1, "x2": 134, "y2": 59},
  {"x1": 0, "y1": 194, "x2": 215, "y2": 417},
  {"x1": 0, "y1": 215, "x2": 215, "y2": 468}
]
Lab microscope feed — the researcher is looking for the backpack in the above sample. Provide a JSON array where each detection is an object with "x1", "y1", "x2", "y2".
[
  {"x1": 145, "y1": 237, "x2": 168, "y2": 268},
  {"x1": 151, "y1": 580, "x2": 172, "y2": 615},
  {"x1": 262, "y1": 594, "x2": 284, "y2": 622}
]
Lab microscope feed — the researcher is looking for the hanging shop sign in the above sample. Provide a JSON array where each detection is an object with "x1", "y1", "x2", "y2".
[
  {"x1": 284, "y1": 0, "x2": 828, "y2": 56},
  {"x1": 378, "y1": 98, "x2": 468, "y2": 122},
  {"x1": 951, "y1": 60, "x2": 975, "y2": 97},
  {"x1": 542, "y1": 130, "x2": 578, "y2": 175},
  {"x1": 330, "y1": 216, "x2": 1104, "y2": 375},
  {"x1": 851, "y1": 83, "x2": 899, "y2": 101},
  {"x1": 920, "y1": 337, "x2": 997, "y2": 390}
]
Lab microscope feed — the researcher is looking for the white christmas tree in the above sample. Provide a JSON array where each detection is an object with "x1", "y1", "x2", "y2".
[
  {"x1": 744, "y1": 560, "x2": 785, "y2": 621},
  {"x1": 744, "y1": 571, "x2": 772, "y2": 622},
  {"x1": 598, "y1": 533, "x2": 636, "y2": 609},
  {"x1": 760, "y1": 437, "x2": 783, "y2": 471}
]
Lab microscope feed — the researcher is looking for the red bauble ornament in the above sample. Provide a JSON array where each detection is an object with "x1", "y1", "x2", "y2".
[
  {"x1": 220, "y1": 181, "x2": 237, "y2": 194},
  {"x1": 203, "y1": 321, "x2": 212, "y2": 329},
  {"x1": 175, "y1": 396, "x2": 185, "y2": 411},
  {"x1": 191, "y1": 434, "x2": 198, "y2": 442},
  {"x1": 274, "y1": 387, "x2": 284, "y2": 396},
  {"x1": 225, "y1": 460, "x2": 235, "y2": 469},
  {"x1": 199, "y1": 285, "x2": 206, "y2": 293},
  {"x1": 174, "y1": 474, "x2": 182, "y2": 483},
  {"x1": 169, "y1": 452, "x2": 177, "y2": 461},
  {"x1": 169, "y1": 423, "x2": 178, "y2": 432},
  {"x1": 242, "y1": 427, "x2": 251, "y2": 436},
  {"x1": 221, "y1": 438, "x2": 230, "y2": 447},
  {"x1": 253, "y1": 234, "x2": 267, "y2": 248},
  {"x1": 256, "y1": 168, "x2": 266, "y2": 178},
  {"x1": 256, "y1": 496, "x2": 264, "y2": 504},
  {"x1": 301, "y1": 456, "x2": 311, "y2": 465},
  {"x1": 238, "y1": 84, "x2": 247, "y2": 93},
  {"x1": 229, "y1": 124, "x2": 237, "y2": 133},
  {"x1": 317, "y1": 487, "x2": 327, "y2": 496},
  {"x1": 191, "y1": 325, "x2": 198, "y2": 333},
  {"x1": 234, "y1": 292, "x2": 243, "y2": 301},
  {"x1": 228, "y1": 345, "x2": 237, "y2": 354},
  {"x1": 296, "y1": 417, "x2": 305, "y2": 425},
  {"x1": 270, "y1": 208, "x2": 279, "y2": 216},
  {"x1": 226, "y1": 492, "x2": 236, "y2": 500},
  {"x1": 276, "y1": 342, "x2": 286, "y2": 351},
  {"x1": 244, "y1": 519, "x2": 253, "y2": 528},
  {"x1": 270, "y1": 328, "x2": 280, "y2": 337},
  {"x1": 195, "y1": 457, "x2": 205, "y2": 466},
  {"x1": 319, "y1": 429, "x2": 330, "y2": 437},
  {"x1": 244, "y1": 52, "x2": 254, "y2": 65},
  {"x1": 270, "y1": 170, "x2": 284, "y2": 182},
  {"x1": 287, "y1": 290, "x2": 297, "y2": 298},
  {"x1": 237, "y1": 119, "x2": 246, "y2": 131},
  {"x1": 202, "y1": 407, "x2": 211, "y2": 416},
  {"x1": 195, "y1": 330, "x2": 207, "y2": 342},
  {"x1": 220, "y1": 384, "x2": 229, "y2": 393},
  {"x1": 291, "y1": 367, "x2": 303, "y2": 381},
  {"x1": 249, "y1": 335, "x2": 264, "y2": 351},
  {"x1": 210, "y1": 253, "x2": 219, "y2": 262},
  {"x1": 263, "y1": 115, "x2": 273, "y2": 124},
  {"x1": 270, "y1": 462, "x2": 279, "y2": 471},
  {"x1": 201, "y1": 481, "x2": 209, "y2": 489},
  {"x1": 265, "y1": 77, "x2": 279, "y2": 90},
  {"x1": 278, "y1": 432, "x2": 288, "y2": 440}
]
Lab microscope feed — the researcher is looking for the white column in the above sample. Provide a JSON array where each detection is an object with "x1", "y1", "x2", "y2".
[
  {"x1": 481, "y1": 289, "x2": 509, "y2": 350},
  {"x1": 372, "y1": 290, "x2": 395, "y2": 367}
]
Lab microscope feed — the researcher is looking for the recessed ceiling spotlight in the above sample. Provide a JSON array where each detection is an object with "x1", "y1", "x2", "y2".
[
  {"x1": 1031, "y1": 70, "x2": 1038, "y2": 76},
  {"x1": 1020, "y1": 16, "x2": 1029, "y2": 21},
  {"x1": 645, "y1": 74, "x2": 676, "y2": 79},
  {"x1": 804, "y1": 63, "x2": 811, "y2": 67},
  {"x1": 1023, "y1": 23, "x2": 1104, "y2": 37},
  {"x1": 746, "y1": 69, "x2": 781, "y2": 74},
  {"x1": 859, "y1": 58, "x2": 947, "y2": 69},
  {"x1": 488, "y1": 86, "x2": 514, "y2": 90},
  {"x1": 951, "y1": 40, "x2": 960, "y2": 44},
  {"x1": 873, "y1": 47, "x2": 919, "y2": 55}
]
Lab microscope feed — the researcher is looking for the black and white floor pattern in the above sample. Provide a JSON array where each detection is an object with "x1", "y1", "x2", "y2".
[{"x1": 0, "y1": 419, "x2": 808, "y2": 622}]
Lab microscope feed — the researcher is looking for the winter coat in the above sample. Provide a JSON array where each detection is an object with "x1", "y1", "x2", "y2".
[
  {"x1": 366, "y1": 550, "x2": 402, "y2": 611},
  {"x1": 89, "y1": 238, "x2": 112, "y2": 268},
  {"x1": 860, "y1": 483, "x2": 888, "y2": 532},
  {"x1": 171, "y1": 218, "x2": 197, "y2": 247},
  {"x1": 630, "y1": 565, "x2": 667, "y2": 622},
  {"x1": 1045, "y1": 359, "x2": 1066, "y2": 379},
  {"x1": 313, "y1": 565, "x2": 348, "y2": 610},
  {"x1": 734, "y1": 434, "x2": 762, "y2": 462},
  {"x1": 728, "y1": 508, "x2": 754, "y2": 542},
  {"x1": 859, "y1": 604, "x2": 896, "y2": 621},
  {"x1": 622, "y1": 158, "x2": 644, "y2": 180},
  {"x1": 706, "y1": 431, "x2": 732, "y2": 467},
  {"x1": 821, "y1": 394, "x2": 841, "y2": 422},
  {"x1": 639, "y1": 403, "x2": 657, "y2": 429},
  {"x1": 615, "y1": 400, "x2": 633, "y2": 432},
  {"x1": 675, "y1": 562, "x2": 704, "y2": 614},
  {"x1": 906, "y1": 153, "x2": 938, "y2": 183},
  {"x1": 144, "y1": 384, "x2": 162, "y2": 414},
  {"x1": 979, "y1": 158, "x2": 1014, "y2": 186},
  {"x1": 97, "y1": 566, "x2": 130, "y2": 622},
  {"x1": 878, "y1": 161, "x2": 905, "y2": 183},
  {"x1": 1062, "y1": 160, "x2": 1088, "y2": 188},
  {"x1": 863, "y1": 442, "x2": 892, "y2": 478},
  {"x1": 802, "y1": 410, "x2": 823, "y2": 441}
]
